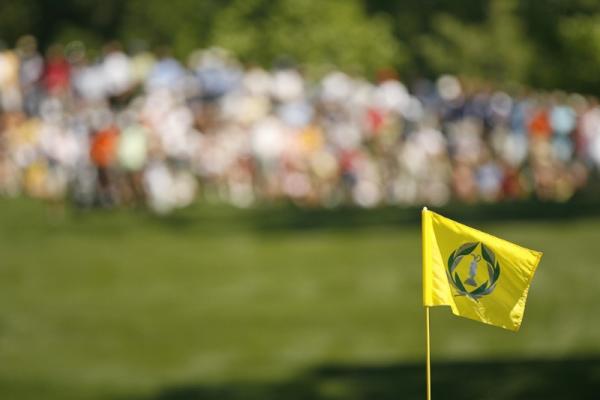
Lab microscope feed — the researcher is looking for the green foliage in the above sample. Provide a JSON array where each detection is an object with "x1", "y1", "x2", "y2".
[
  {"x1": 557, "y1": 15, "x2": 600, "y2": 92},
  {"x1": 419, "y1": 0, "x2": 532, "y2": 84},
  {"x1": 210, "y1": 0, "x2": 403, "y2": 77},
  {"x1": 4, "y1": 0, "x2": 600, "y2": 92},
  {"x1": 119, "y1": 0, "x2": 222, "y2": 58},
  {"x1": 0, "y1": 0, "x2": 40, "y2": 47}
]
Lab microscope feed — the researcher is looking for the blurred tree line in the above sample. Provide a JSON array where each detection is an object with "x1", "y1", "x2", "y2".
[{"x1": 1, "y1": 0, "x2": 600, "y2": 93}]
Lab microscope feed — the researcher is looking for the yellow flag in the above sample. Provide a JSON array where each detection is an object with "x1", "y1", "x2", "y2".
[{"x1": 422, "y1": 208, "x2": 542, "y2": 331}]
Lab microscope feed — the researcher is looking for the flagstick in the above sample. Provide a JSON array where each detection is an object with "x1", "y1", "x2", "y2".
[
  {"x1": 422, "y1": 206, "x2": 432, "y2": 399},
  {"x1": 425, "y1": 305, "x2": 432, "y2": 400}
]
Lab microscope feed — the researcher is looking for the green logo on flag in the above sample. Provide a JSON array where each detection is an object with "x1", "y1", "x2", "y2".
[{"x1": 447, "y1": 242, "x2": 501, "y2": 300}]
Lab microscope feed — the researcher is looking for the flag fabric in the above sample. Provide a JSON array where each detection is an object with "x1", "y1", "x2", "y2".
[{"x1": 422, "y1": 208, "x2": 542, "y2": 331}]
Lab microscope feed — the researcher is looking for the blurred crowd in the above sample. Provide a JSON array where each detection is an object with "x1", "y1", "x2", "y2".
[{"x1": 1, "y1": 36, "x2": 599, "y2": 213}]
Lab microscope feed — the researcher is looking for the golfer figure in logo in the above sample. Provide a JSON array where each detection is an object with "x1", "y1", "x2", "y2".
[{"x1": 464, "y1": 254, "x2": 481, "y2": 287}]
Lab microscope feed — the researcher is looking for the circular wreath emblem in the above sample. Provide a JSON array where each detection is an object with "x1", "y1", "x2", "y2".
[{"x1": 447, "y1": 242, "x2": 501, "y2": 301}]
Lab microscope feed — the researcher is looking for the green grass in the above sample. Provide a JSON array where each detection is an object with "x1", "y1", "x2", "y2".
[{"x1": 0, "y1": 198, "x2": 598, "y2": 399}]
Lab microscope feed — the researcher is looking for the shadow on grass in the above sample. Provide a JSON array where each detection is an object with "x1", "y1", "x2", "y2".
[
  {"x1": 149, "y1": 195, "x2": 600, "y2": 235},
  {"x1": 141, "y1": 357, "x2": 600, "y2": 400},
  {"x1": 9, "y1": 192, "x2": 600, "y2": 236}
]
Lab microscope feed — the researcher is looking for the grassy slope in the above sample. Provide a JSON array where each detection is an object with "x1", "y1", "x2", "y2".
[{"x1": 0, "y1": 199, "x2": 598, "y2": 399}]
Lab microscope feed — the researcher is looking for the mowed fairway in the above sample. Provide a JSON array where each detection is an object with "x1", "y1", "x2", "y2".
[{"x1": 0, "y1": 199, "x2": 599, "y2": 399}]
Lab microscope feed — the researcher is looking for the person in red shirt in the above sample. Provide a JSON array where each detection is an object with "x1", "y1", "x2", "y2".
[{"x1": 42, "y1": 44, "x2": 70, "y2": 96}]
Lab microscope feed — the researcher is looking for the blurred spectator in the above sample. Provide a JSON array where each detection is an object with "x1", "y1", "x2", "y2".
[{"x1": 0, "y1": 36, "x2": 597, "y2": 213}]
